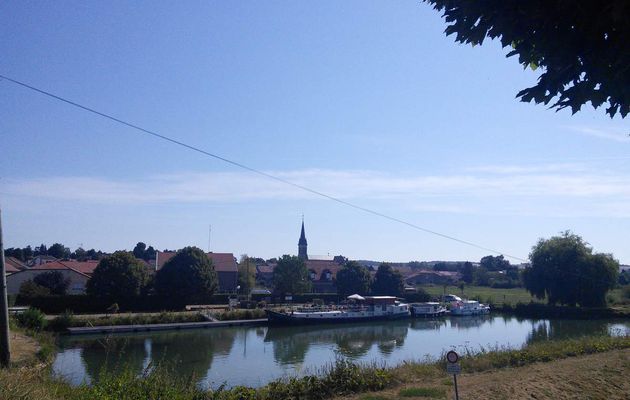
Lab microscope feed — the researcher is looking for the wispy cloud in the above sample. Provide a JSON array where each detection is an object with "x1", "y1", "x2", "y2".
[
  {"x1": 567, "y1": 126, "x2": 630, "y2": 143},
  {"x1": 3, "y1": 165, "x2": 630, "y2": 217},
  {"x1": 466, "y1": 163, "x2": 587, "y2": 174}
]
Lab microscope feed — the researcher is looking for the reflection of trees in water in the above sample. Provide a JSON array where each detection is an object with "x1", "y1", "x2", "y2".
[
  {"x1": 526, "y1": 319, "x2": 612, "y2": 345},
  {"x1": 264, "y1": 321, "x2": 409, "y2": 363},
  {"x1": 72, "y1": 328, "x2": 237, "y2": 383},
  {"x1": 150, "y1": 328, "x2": 236, "y2": 380},
  {"x1": 78, "y1": 336, "x2": 147, "y2": 382}
]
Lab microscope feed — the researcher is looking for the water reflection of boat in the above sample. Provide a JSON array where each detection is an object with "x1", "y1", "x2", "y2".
[
  {"x1": 448, "y1": 315, "x2": 491, "y2": 329},
  {"x1": 409, "y1": 318, "x2": 447, "y2": 331},
  {"x1": 266, "y1": 295, "x2": 410, "y2": 325}
]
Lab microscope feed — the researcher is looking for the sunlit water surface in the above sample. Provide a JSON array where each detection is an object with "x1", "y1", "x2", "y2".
[{"x1": 52, "y1": 315, "x2": 630, "y2": 389}]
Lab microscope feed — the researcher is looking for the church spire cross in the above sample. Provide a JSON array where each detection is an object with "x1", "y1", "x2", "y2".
[{"x1": 298, "y1": 217, "x2": 308, "y2": 260}]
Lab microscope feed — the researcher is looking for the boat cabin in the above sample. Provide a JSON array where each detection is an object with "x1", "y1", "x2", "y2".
[
  {"x1": 412, "y1": 302, "x2": 442, "y2": 313},
  {"x1": 364, "y1": 296, "x2": 397, "y2": 305}
]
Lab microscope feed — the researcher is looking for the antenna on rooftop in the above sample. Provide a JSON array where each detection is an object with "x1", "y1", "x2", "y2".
[{"x1": 208, "y1": 224, "x2": 211, "y2": 252}]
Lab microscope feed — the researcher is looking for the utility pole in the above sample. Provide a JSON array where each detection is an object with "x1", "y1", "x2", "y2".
[{"x1": 0, "y1": 208, "x2": 11, "y2": 368}]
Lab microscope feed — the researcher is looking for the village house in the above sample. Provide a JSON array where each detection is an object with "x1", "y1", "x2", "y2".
[
  {"x1": 305, "y1": 258, "x2": 343, "y2": 293},
  {"x1": 5, "y1": 260, "x2": 98, "y2": 295},
  {"x1": 155, "y1": 250, "x2": 238, "y2": 293},
  {"x1": 4, "y1": 257, "x2": 27, "y2": 276}
]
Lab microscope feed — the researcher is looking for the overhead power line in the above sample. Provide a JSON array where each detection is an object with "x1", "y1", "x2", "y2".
[{"x1": 0, "y1": 74, "x2": 527, "y2": 262}]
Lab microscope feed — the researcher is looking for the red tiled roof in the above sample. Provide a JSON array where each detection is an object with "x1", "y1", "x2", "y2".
[
  {"x1": 5, "y1": 263, "x2": 20, "y2": 274},
  {"x1": 305, "y1": 259, "x2": 343, "y2": 280},
  {"x1": 29, "y1": 261, "x2": 92, "y2": 277},
  {"x1": 156, "y1": 251, "x2": 237, "y2": 273},
  {"x1": 5, "y1": 257, "x2": 27, "y2": 273},
  {"x1": 33, "y1": 260, "x2": 99, "y2": 275}
]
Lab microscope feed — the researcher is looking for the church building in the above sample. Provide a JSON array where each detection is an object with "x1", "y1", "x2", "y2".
[
  {"x1": 298, "y1": 219, "x2": 308, "y2": 260},
  {"x1": 297, "y1": 219, "x2": 345, "y2": 293}
]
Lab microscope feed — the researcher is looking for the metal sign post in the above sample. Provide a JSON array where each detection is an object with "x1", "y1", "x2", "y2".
[{"x1": 446, "y1": 350, "x2": 460, "y2": 400}]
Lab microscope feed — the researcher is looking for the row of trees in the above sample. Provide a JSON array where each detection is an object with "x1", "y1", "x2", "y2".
[
  {"x1": 409, "y1": 256, "x2": 522, "y2": 288},
  {"x1": 270, "y1": 256, "x2": 406, "y2": 298},
  {"x1": 335, "y1": 262, "x2": 405, "y2": 296},
  {"x1": 6, "y1": 241, "x2": 161, "y2": 263},
  {"x1": 19, "y1": 247, "x2": 218, "y2": 303},
  {"x1": 4, "y1": 243, "x2": 97, "y2": 261}
]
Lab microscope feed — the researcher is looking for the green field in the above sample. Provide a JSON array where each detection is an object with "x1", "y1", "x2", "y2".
[
  {"x1": 418, "y1": 285, "x2": 539, "y2": 306},
  {"x1": 419, "y1": 285, "x2": 628, "y2": 307}
]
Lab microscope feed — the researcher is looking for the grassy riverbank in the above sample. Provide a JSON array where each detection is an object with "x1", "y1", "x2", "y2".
[
  {"x1": 1, "y1": 332, "x2": 628, "y2": 400},
  {"x1": 348, "y1": 347, "x2": 630, "y2": 400},
  {"x1": 420, "y1": 285, "x2": 539, "y2": 306},
  {"x1": 47, "y1": 311, "x2": 208, "y2": 331}
]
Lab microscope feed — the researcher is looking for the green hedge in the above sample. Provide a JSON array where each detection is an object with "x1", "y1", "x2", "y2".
[{"x1": 15, "y1": 293, "x2": 238, "y2": 314}]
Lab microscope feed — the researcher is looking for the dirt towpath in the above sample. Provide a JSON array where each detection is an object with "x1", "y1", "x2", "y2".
[{"x1": 342, "y1": 348, "x2": 630, "y2": 400}]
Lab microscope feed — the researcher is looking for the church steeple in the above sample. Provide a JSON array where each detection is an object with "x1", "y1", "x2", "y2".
[{"x1": 298, "y1": 216, "x2": 308, "y2": 260}]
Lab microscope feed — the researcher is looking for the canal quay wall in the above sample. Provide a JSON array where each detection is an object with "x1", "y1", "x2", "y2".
[{"x1": 67, "y1": 318, "x2": 268, "y2": 335}]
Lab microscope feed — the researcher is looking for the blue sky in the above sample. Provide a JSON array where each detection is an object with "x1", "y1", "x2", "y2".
[{"x1": 1, "y1": 1, "x2": 629, "y2": 264}]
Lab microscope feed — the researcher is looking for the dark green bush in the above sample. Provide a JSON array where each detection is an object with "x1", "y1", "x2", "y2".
[
  {"x1": 15, "y1": 294, "x2": 236, "y2": 314},
  {"x1": 403, "y1": 289, "x2": 432, "y2": 303},
  {"x1": 16, "y1": 307, "x2": 47, "y2": 331},
  {"x1": 215, "y1": 309, "x2": 266, "y2": 321},
  {"x1": 262, "y1": 359, "x2": 394, "y2": 400},
  {"x1": 490, "y1": 279, "x2": 519, "y2": 289}
]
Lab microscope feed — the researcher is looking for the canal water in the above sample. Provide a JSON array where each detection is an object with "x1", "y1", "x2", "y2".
[{"x1": 52, "y1": 315, "x2": 630, "y2": 389}]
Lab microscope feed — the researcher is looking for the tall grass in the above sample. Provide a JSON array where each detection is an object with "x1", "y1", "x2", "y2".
[
  {"x1": 48, "y1": 311, "x2": 208, "y2": 331},
  {"x1": 449, "y1": 335, "x2": 630, "y2": 372},
  {"x1": 213, "y1": 309, "x2": 266, "y2": 321},
  {"x1": 47, "y1": 309, "x2": 268, "y2": 331}
]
